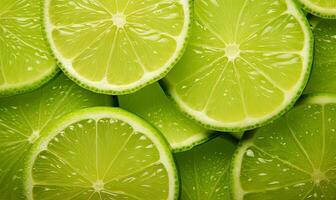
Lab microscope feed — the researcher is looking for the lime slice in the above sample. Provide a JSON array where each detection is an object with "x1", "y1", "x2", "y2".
[
  {"x1": 0, "y1": 0, "x2": 58, "y2": 96},
  {"x1": 175, "y1": 135, "x2": 236, "y2": 200},
  {"x1": 163, "y1": 0, "x2": 313, "y2": 131},
  {"x1": 231, "y1": 94, "x2": 336, "y2": 199},
  {"x1": 298, "y1": 0, "x2": 336, "y2": 18},
  {"x1": 304, "y1": 17, "x2": 336, "y2": 94},
  {"x1": 44, "y1": 0, "x2": 191, "y2": 95},
  {"x1": 24, "y1": 107, "x2": 178, "y2": 200},
  {"x1": 119, "y1": 83, "x2": 214, "y2": 152},
  {"x1": 0, "y1": 74, "x2": 112, "y2": 199}
]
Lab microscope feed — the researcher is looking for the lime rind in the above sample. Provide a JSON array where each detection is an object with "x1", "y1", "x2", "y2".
[
  {"x1": 298, "y1": 0, "x2": 336, "y2": 19},
  {"x1": 0, "y1": 0, "x2": 59, "y2": 97},
  {"x1": 43, "y1": 0, "x2": 192, "y2": 95},
  {"x1": 230, "y1": 93, "x2": 336, "y2": 200},
  {"x1": 23, "y1": 107, "x2": 179, "y2": 200}
]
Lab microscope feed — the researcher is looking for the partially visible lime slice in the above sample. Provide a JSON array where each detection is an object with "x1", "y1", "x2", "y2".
[
  {"x1": 0, "y1": 0, "x2": 58, "y2": 96},
  {"x1": 175, "y1": 135, "x2": 236, "y2": 200},
  {"x1": 119, "y1": 83, "x2": 214, "y2": 152},
  {"x1": 24, "y1": 107, "x2": 178, "y2": 200},
  {"x1": 163, "y1": 0, "x2": 313, "y2": 131},
  {"x1": 298, "y1": 0, "x2": 336, "y2": 19},
  {"x1": 0, "y1": 74, "x2": 112, "y2": 199},
  {"x1": 231, "y1": 94, "x2": 336, "y2": 200},
  {"x1": 305, "y1": 17, "x2": 336, "y2": 94},
  {"x1": 44, "y1": 0, "x2": 191, "y2": 95}
]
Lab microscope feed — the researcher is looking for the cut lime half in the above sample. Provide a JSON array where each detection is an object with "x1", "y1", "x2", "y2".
[
  {"x1": 304, "y1": 17, "x2": 336, "y2": 94},
  {"x1": 24, "y1": 107, "x2": 178, "y2": 200},
  {"x1": 0, "y1": 0, "x2": 58, "y2": 96},
  {"x1": 231, "y1": 94, "x2": 336, "y2": 199},
  {"x1": 163, "y1": 0, "x2": 313, "y2": 131},
  {"x1": 175, "y1": 135, "x2": 237, "y2": 200},
  {"x1": 298, "y1": 0, "x2": 336, "y2": 18},
  {"x1": 44, "y1": 0, "x2": 191, "y2": 95},
  {"x1": 0, "y1": 74, "x2": 112, "y2": 199},
  {"x1": 119, "y1": 83, "x2": 214, "y2": 152}
]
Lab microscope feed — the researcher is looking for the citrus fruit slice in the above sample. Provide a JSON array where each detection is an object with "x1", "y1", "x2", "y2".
[
  {"x1": 0, "y1": 0, "x2": 58, "y2": 96},
  {"x1": 162, "y1": 0, "x2": 313, "y2": 131},
  {"x1": 24, "y1": 107, "x2": 178, "y2": 200},
  {"x1": 44, "y1": 0, "x2": 191, "y2": 95},
  {"x1": 0, "y1": 74, "x2": 112, "y2": 199},
  {"x1": 119, "y1": 83, "x2": 214, "y2": 152},
  {"x1": 304, "y1": 17, "x2": 336, "y2": 94},
  {"x1": 231, "y1": 94, "x2": 336, "y2": 199},
  {"x1": 298, "y1": 0, "x2": 336, "y2": 19},
  {"x1": 175, "y1": 135, "x2": 236, "y2": 200}
]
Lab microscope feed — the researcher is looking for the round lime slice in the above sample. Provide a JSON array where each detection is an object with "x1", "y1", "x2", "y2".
[
  {"x1": 231, "y1": 94, "x2": 336, "y2": 199},
  {"x1": 175, "y1": 135, "x2": 236, "y2": 200},
  {"x1": 24, "y1": 107, "x2": 178, "y2": 200},
  {"x1": 0, "y1": 0, "x2": 58, "y2": 96},
  {"x1": 163, "y1": 0, "x2": 313, "y2": 131},
  {"x1": 44, "y1": 0, "x2": 191, "y2": 95},
  {"x1": 304, "y1": 17, "x2": 336, "y2": 94},
  {"x1": 119, "y1": 83, "x2": 214, "y2": 152},
  {"x1": 0, "y1": 74, "x2": 112, "y2": 199},
  {"x1": 298, "y1": 0, "x2": 336, "y2": 19}
]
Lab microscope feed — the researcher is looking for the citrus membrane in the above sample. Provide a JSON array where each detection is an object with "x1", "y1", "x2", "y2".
[
  {"x1": 298, "y1": 0, "x2": 336, "y2": 19},
  {"x1": 0, "y1": 0, "x2": 58, "y2": 96},
  {"x1": 44, "y1": 0, "x2": 191, "y2": 95},
  {"x1": 0, "y1": 74, "x2": 112, "y2": 199},
  {"x1": 304, "y1": 17, "x2": 336, "y2": 94},
  {"x1": 231, "y1": 94, "x2": 336, "y2": 199},
  {"x1": 163, "y1": 0, "x2": 313, "y2": 131},
  {"x1": 175, "y1": 135, "x2": 236, "y2": 200},
  {"x1": 119, "y1": 83, "x2": 214, "y2": 152},
  {"x1": 24, "y1": 107, "x2": 178, "y2": 200}
]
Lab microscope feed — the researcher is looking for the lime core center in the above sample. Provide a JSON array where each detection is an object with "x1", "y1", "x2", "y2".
[
  {"x1": 312, "y1": 169, "x2": 326, "y2": 185},
  {"x1": 113, "y1": 13, "x2": 126, "y2": 28},
  {"x1": 225, "y1": 44, "x2": 240, "y2": 61},
  {"x1": 93, "y1": 180, "x2": 104, "y2": 192},
  {"x1": 28, "y1": 131, "x2": 40, "y2": 144}
]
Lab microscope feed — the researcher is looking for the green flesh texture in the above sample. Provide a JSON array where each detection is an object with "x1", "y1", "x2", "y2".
[
  {"x1": 47, "y1": 0, "x2": 188, "y2": 91},
  {"x1": 0, "y1": 74, "x2": 112, "y2": 199},
  {"x1": 164, "y1": 0, "x2": 311, "y2": 130},
  {"x1": 119, "y1": 83, "x2": 214, "y2": 152},
  {"x1": 0, "y1": 0, "x2": 57, "y2": 96},
  {"x1": 305, "y1": 17, "x2": 336, "y2": 94},
  {"x1": 175, "y1": 136, "x2": 236, "y2": 200},
  {"x1": 28, "y1": 108, "x2": 174, "y2": 200},
  {"x1": 233, "y1": 95, "x2": 336, "y2": 199}
]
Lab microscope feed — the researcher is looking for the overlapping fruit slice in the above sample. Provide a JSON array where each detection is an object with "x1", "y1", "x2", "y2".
[
  {"x1": 119, "y1": 83, "x2": 214, "y2": 152},
  {"x1": 44, "y1": 0, "x2": 190, "y2": 94},
  {"x1": 0, "y1": 0, "x2": 58, "y2": 96},
  {"x1": 163, "y1": 0, "x2": 313, "y2": 131},
  {"x1": 175, "y1": 136, "x2": 236, "y2": 200},
  {"x1": 305, "y1": 17, "x2": 336, "y2": 94},
  {"x1": 24, "y1": 108, "x2": 178, "y2": 200},
  {"x1": 0, "y1": 74, "x2": 112, "y2": 199},
  {"x1": 231, "y1": 94, "x2": 336, "y2": 199}
]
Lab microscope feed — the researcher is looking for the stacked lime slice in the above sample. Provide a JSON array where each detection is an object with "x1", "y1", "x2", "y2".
[
  {"x1": 0, "y1": 0, "x2": 58, "y2": 96},
  {"x1": 298, "y1": 0, "x2": 336, "y2": 18},
  {"x1": 175, "y1": 136, "x2": 236, "y2": 200},
  {"x1": 44, "y1": 0, "x2": 191, "y2": 95},
  {"x1": 305, "y1": 17, "x2": 336, "y2": 94},
  {"x1": 163, "y1": 0, "x2": 313, "y2": 131},
  {"x1": 119, "y1": 83, "x2": 214, "y2": 152},
  {"x1": 0, "y1": 74, "x2": 112, "y2": 199},
  {"x1": 231, "y1": 94, "x2": 336, "y2": 199},
  {"x1": 24, "y1": 107, "x2": 178, "y2": 200}
]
